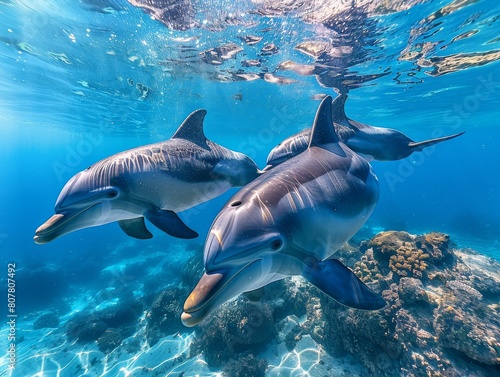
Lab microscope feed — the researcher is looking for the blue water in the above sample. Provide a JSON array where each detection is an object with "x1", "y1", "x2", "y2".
[{"x1": 0, "y1": 0, "x2": 499, "y2": 375}]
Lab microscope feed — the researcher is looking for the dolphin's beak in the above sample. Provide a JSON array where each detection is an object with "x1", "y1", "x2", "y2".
[
  {"x1": 181, "y1": 271, "x2": 225, "y2": 327},
  {"x1": 34, "y1": 214, "x2": 66, "y2": 244},
  {"x1": 181, "y1": 259, "x2": 263, "y2": 327},
  {"x1": 34, "y1": 204, "x2": 100, "y2": 244}
]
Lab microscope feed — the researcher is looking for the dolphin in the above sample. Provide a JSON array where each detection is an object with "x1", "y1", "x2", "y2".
[
  {"x1": 34, "y1": 109, "x2": 261, "y2": 244},
  {"x1": 181, "y1": 96, "x2": 385, "y2": 327},
  {"x1": 265, "y1": 94, "x2": 464, "y2": 168}
]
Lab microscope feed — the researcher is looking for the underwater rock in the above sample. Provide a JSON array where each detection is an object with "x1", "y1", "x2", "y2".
[
  {"x1": 398, "y1": 277, "x2": 428, "y2": 306},
  {"x1": 145, "y1": 287, "x2": 186, "y2": 346},
  {"x1": 222, "y1": 354, "x2": 268, "y2": 377},
  {"x1": 263, "y1": 277, "x2": 310, "y2": 321},
  {"x1": 95, "y1": 300, "x2": 143, "y2": 328},
  {"x1": 72, "y1": 320, "x2": 108, "y2": 343},
  {"x1": 97, "y1": 329, "x2": 123, "y2": 353},
  {"x1": 275, "y1": 315, "x2": 303, "y2": 351},
  {"x1": 190, "y1": 299, "x2": 275, "y2": 367},
  {"x1": 454, "y1": 249, "x2": 500, "y2": 299},
  {"x1": 65, "y1": 300, "x2": 142, "y2": 343},
  {"x1": 33, "y1": 313, "x2": 59, "y2": 330},
  {"x1": 434, "y1": 299, "x2": 500, "y2": 365}
]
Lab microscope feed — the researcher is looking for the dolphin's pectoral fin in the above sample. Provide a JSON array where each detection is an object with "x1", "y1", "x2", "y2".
[
  {"x1": 144, "y1": 209, "x2": 198, "y2": 239},
  {"x1": 118, "y1": 218, "x2": 153, "y2": 240},
  {"x1": 302, "y1": 258, "x2": 386, "y2": 310}
]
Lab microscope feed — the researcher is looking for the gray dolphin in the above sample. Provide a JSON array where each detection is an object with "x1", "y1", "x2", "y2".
[
  {"x1": 181, "y1": 96, "x2": 385, "y2": 327},
  {"x1": 265, "y1": 94, "x2": 464, "y2": 168},
  {"x1": 34, "y1": 110, "x2": 261, "y2": 244}
]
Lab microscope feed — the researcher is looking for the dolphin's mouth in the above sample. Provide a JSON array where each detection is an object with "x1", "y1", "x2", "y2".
[
  {"x1": 181, "y1": 259, "x2": 261, "y2": 327},
  {"x1": 34, "y1": 204, "x2": 98, "y2": 244}
]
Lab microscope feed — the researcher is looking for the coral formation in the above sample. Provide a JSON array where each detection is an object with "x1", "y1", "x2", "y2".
[
  {"x1": 184, "y1": 231, "x2": 499, "y2": 376},
  {"x1": 292, "y1": 231, "x2": 500, "y2": 377},
  {"x1": 97, "y1": 329, "x2": 123, "y2": 353},
  {"x1": 388, "y1": 242, "x2": 429, "y2": 278},
  {"x1": 190, "y1": 299, "x2": 274, "y2": 367},
  {"x1": 222, "y1": 354, "x2": 268, "y2": 377},
  {"x1": 145, "y1": 287, "x2": 187, "y2": 346},
  {"x1": 65, "y1": 300, "x2": 142, "y2": 344}
]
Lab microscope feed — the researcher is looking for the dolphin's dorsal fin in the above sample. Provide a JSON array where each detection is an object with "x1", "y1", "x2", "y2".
[
  {"x1": 171, "y1": 109, "x2": 209, "y2": 149},
  {"x1": 331, "y1": 94, "x2": 349, "y2": 125},
  {"x1": 308, "y1": 96, "x2": 339, "y2": 148}
]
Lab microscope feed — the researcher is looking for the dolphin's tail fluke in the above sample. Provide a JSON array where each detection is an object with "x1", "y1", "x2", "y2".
[{"x1": 408, "y1": 131, "x2": 464, "y2": 152}]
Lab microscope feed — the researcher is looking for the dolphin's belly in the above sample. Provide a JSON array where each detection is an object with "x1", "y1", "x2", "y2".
[{"x1": 126, "y1": 173, "x2": 232, "y2": 212}]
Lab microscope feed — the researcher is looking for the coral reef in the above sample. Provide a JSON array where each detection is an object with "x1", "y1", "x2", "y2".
[
  {"x1": 358, "y1": 231, "x2": 452, "y2": 281},
  {"x1": 185, "y1": 231, "x2": 499, "y2": 376},
  {"x1": 65, "y1": 300, "x2": 142, "y2": 344},
  {"x1": 145, "y1": 287, "x2": 187, "y2": 346},
  {"x1": 222, "y1": 354, "x2": 268, "y2": 377},
  {"x1": 97, "y1": 329, "x2": 123, "y2": 353},
  {"x1": 67, "y1": 319, "x2": 108, "y2": 343},
  {"x1": 293, "y1": 231, "x2": 500, "y2": 377},
  {"x1": 190, "y1": 299, "x2": 275, "y2": 367}
]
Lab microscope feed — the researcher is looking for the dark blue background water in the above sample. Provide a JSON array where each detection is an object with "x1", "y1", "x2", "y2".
[{"x1": 0, "y1": 0, "x2": 499, "y2": 310}]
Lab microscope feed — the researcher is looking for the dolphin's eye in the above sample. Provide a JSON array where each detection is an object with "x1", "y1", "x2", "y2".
[
  {"x1": 230, "y1": 201, "x2": 242, "y2": 207},
  {"x1": 107, "y1": 191, "x2": 118, "y2": 199},
  {"x1": 271, "y1": 239, "x2": 283, "y2": 250}
]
